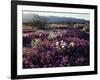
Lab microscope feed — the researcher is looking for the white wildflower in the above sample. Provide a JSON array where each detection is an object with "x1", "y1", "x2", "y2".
[
  {"x1": 69, "y1": 42, "x2": 75, "y2": 47},
  {"x1": 60, "y1": 40, "x2": 67, "y2": 48}
]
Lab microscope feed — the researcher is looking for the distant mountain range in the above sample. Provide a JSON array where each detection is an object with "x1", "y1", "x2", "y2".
[{"x1": 23, "y1": 14, "x2": 89, "y2": 23}]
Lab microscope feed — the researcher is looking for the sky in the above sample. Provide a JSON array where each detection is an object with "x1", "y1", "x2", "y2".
[{"x1": 23, "y1": 11, "x2": 90, "y2": 20}]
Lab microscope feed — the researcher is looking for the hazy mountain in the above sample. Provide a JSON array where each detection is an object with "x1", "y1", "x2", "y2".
[
  {"x1": 45, "y1": 16, "x2": 88, "y2": 23},
  {"x1": 23, "y1": 13, "x2": 89, "y2": 23}
]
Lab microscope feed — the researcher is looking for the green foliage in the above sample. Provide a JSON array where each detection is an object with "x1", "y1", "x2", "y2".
[{"x1": 31, "y1": 39, "x2": 41, "y2": 46}]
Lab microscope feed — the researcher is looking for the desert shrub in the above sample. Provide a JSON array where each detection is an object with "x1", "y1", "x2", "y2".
[{"x1": 32, "y1": 14, "x2": 47, "y2": 29}]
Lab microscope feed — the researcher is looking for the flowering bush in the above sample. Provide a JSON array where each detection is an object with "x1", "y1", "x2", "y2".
[
  {"x1": 48, "y1": 32, "x2": 58, "y2": 40},
  {"x1": 23, "y1": 26, "x2": 89, "y2": 68}
]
